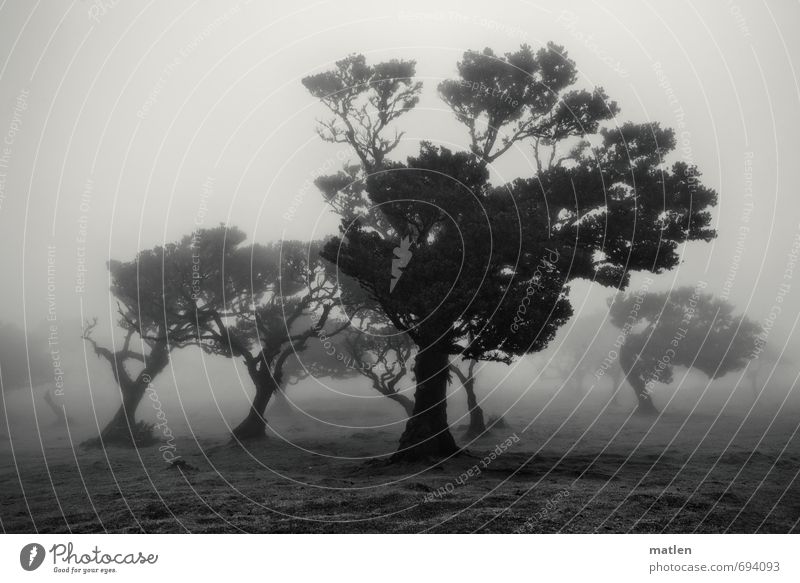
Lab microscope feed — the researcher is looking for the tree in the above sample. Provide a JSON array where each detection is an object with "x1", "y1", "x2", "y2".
[
  {"x1": 745, "y1": 342, "x2": 791, "y2": 398},
  {"x1": 304, "y1": 45, "x2": 717, "y2": 460},
  {"x1": 340, "y1": 321, "x2": 415, "y2": 417},
  {"x1": 188, "y1": 227, "x2": 353, "y2": 440},
  {"x1": 542, "y1": 311, "x2": 626, "y2": 403},
  {"x1": 82, "y1": 241, "x2": 208, "y2": 447},
  {"x1": 450, "y1": 359, "x2": 487, "y2": 438},
  {"x1": 608, "y1": 287, "x2": 762, "y2": 415}
]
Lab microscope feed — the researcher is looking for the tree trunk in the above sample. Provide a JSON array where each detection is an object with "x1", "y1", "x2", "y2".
[
  {"x1": 392, "y1": 347, "x2": 459, "y2": 462},
  {"x1": 92, "y1": 341, "x2": 170, "y2": 447},
  {"x1": 44, "y1": 389, "x2": 74, "y2": 426},
  {"x1": 380, "y1": 385, "x2": 414, "y2": 418},
  {"x1": 452, "y1": 362, "x2": 486, "y2": 438},
  {"x1": 99, "y1": 380, "x2": 151, "y2": 445},
  {"x1": 609, "y1": 367, "x2": 623, "y2": 406},
  {"x1": 619, "y1": 346, "x2": 658, "y2": 416},
  {"x1": 464, "y1": 374, "x2": 486, "y2": 438},
  {"x1": 232, "y1": 368, "x2": 278, "y2": 441}
]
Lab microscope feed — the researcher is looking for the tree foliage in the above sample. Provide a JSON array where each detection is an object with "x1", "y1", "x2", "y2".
[{"x1": 608, "y1": 286, "x2": 761, "y2": 413}]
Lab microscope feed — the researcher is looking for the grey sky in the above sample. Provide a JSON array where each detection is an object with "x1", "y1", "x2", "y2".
[{"x1": 0, "y1": 0, "x2": 798, "y2": 354}]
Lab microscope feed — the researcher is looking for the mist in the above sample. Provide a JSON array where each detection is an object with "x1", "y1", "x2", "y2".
[{"x1": 1, "y1": 0, "x2": 799, "y2": 536}]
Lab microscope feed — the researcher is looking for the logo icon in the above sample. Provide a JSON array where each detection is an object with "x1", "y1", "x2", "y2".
[
  {"x1": 390, "y1": 236, "x2": 413, "y2": 293},
  {"x1": 20, "y1": 543, "x2": 46, "y2": 571}
]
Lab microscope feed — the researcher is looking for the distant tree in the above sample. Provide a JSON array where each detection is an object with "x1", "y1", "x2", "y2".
[
  {"x1": 82, "y1": 241, "x2": 209, "y2": 447},
  {"x1": 450, "y1": 359, "x2": 487, "y2": 438},
  {"x1": 543, "y1": 312, "x2": 626, "y2": 404},
  {"x1": 304, "y1": 46, "x2": 717, "y2": 460},
  {"x1": 340, "y1": 322, "x2": 415, "y2": 417},
  {"x1": 745, "y1": 343, "x2": 791, "y2": 398},
  {"x1": 608, "y1": 287, "x2": 761, "y2": 415}
]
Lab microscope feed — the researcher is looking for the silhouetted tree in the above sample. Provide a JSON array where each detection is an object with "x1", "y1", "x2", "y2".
[
  {"x1": 542, "y1": 312, "x2": 626, "y2": 404},
  {"x1": 82, "y1": 241, "x2": 208, "y2": 447},
  {"x1": 188, "y1": 227, "x2": 354, "y2": 440},
  {"x1": 304, "y1": 46, "x2": 717, "y2": 460},
  {"x1": 341, "y1": 322, "x2": 415, "y2": 416},
  {"x1": 609, "y1": 287, "x2": 761, "y2": 415}
]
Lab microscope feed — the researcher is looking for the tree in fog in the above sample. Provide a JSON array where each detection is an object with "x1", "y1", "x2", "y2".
[
  {"x1": 544, "y1": 312, "x2": 626, "y2": 403},
  {"x1": 608, "y1": 286, "x2": 761, "y2": 415},
  {"x1": 82, "y1": 242, "x2": 210, "y2": 446},
  {"x1": 450, "y1": 358, "x2": 488, "y2": 438},
  {"x1": 304, "y1": 46, "x2": 717, "y2": 460},
  {"x1": 340, "y1": 321, "x2": 415, "y2": 416},
  {"x1": 281, "y1": 315, "x2": 416, "y2": 417},
  {"x1": 188, "y1": 227, "x2": 353, "y2": 440},
  {"x1": 744, "y1": 343, "x2": 791, "y2": 398}
]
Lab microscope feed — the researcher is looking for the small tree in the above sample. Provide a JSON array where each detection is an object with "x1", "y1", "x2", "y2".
[
  {"x1": 745, "y1": 343, "x2": 791, "y2": 398},
  {"x1": 304, "y1": 46, "x2": 717, "y2": 460},
  {"x1": 340, "y1": 322, "x2": 415, "y2": 417},
  {"x1": 450, "y1": 359, "x2": 487, "y2": 438},
  {"x1": 82, "y1": 242, "x2": 206, "y2": 446},
  {"x1": 609, "y1": 287, "x2": 761, "y2": 415}
]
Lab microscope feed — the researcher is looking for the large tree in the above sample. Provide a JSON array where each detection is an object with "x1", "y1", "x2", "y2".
[
  {"x1": 608, "y1": 287, "x2": 761, "y2": 414},
  {"x1": 304, "y1": 45, "x2": 717, "y2": 460}
]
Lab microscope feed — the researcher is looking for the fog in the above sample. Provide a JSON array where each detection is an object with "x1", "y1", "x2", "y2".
[{"x1": 1, "y1": 1, "x2": 799, "y2": 535}]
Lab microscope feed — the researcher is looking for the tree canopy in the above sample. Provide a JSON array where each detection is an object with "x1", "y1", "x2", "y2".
[
  {"x1": 303, "y1": 45, "x2": 718, "y2": 459},
  {"x1": 609, "y1": 286, "x2": 761, "y2": 414}
]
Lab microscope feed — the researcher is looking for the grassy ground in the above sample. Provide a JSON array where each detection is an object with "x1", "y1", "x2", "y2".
[{"x1": 1, "y1": 409, "x2": 798, "y2": 533}]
